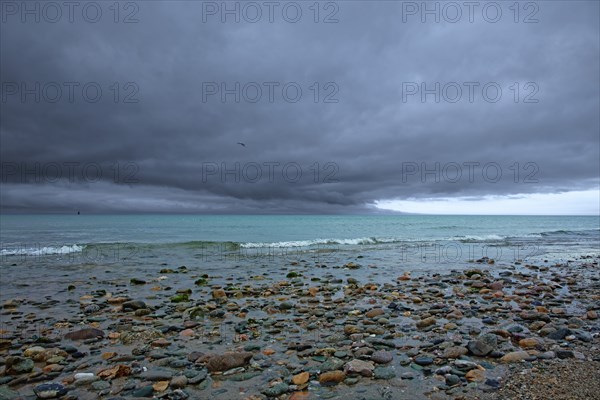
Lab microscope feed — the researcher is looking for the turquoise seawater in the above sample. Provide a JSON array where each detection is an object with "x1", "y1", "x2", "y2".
[{"x1": 1, "y1": 215, "x2": 598, "y2": 269}]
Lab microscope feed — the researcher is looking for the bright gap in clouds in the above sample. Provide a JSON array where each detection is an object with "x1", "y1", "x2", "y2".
[{"x1": 375, "y1": 190, "x2": 600, "y2": 215}]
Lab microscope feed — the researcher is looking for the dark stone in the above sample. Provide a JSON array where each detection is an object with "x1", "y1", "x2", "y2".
[
  {"x1": 371, "y1": 351, "x2": 393, "y2": 364},
  {"x1": 131, "y1": 385, "x2": 154, "y2": 397},
  {"x1": 244, "y1": 344, "x2": 261, "y2": 352},
  {"x1": 414, "y1": 356, "x2": 434, "y2": 366},
  {"x1": 485, "y1": 378, "x2": 501, "y2": 388},
  {"x1": 507, "y1": 324, "x2": 525, "y2": 333},
  {"x1": 519, "y1": 311, "x2": 550, "y2": 322},
  {"x1": 446, "y1": 374, "x2": 461, "y2": 386},
  {"x1": 489, "y1": 350, "x2": 505, "y2": 358},
  {"x1": 547, "y1": 328, "x2": 571, "y2": 340},
  {"x1": 288, "y1": 343, "x2": 311, "y2": 352},
  {"x1": 467, "y1": 333, "x2": 497, "y2": 356},
  {"x1": 187, "y1": 351, "x2": 204, "y2": 362},
  {"x1": 401, "y1": 372, "x2": 414, "y2": 380},
  {"x1": 188, "y1": 369, "x2": 208, "y2": 384},
  {"x1": 373, "y1": 367, "x2": 396, "y2": 379},
  {"x1": 261, "y1": 383, "x2": 289, "y2": 397},
  {"x1": 572, "y1": 329, "x2": 592, "y2": 342},
  {"x1": 5, "y1": 357, "x2": 34, "y2": 375},
  {"x1": 139, "y1": 369, "x2": 173, "y2": 381},
  {"x1": 320, "y1": 357, "x2": 345, "y2": 372},
  {"x1": 209, "y1": 310, "x2": 225, "y2": 318},
  {"x1": 0, "y1": 386, "x2": 20, "y2": 400},
  {"x1": 122, "y1": 301, "x2": 147, "y2": 311},
  {"x1": 364, "y1": 337, "x2": 395, "y2": 348},
  {"x1": 224, "y1": 371, "x2": 261, "y2": 382},
  {"x1": 64, "y1": 328, "x2": 105, "y2": 341},
  {"x1": 33, "y1": 382, "x2": 68, "y2": 399},
  {"x1": 61, "y1": 346, "x2": 78, "y2": 354},
  {"x1": 84, "y1": 304, "x2": 100, "y2": 314},
  {"x1": 205, "y1": 352, "x2": 253, "y2": 372},
  {"x1": 556, "y1": 350, "x2": 574, "y2": 359}
]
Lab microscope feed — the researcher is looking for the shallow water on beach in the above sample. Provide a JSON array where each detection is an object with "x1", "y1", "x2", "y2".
[
  {"x1": 1, "y1": 215, "x2": 598, "y2": 273},
  {"x1": 1, "y1": 215, "x2": 598, "y2": 308}
]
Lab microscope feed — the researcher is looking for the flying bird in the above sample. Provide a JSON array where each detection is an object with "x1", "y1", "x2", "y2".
[{"x1": 237, "y1": 142, "x2": 246, "y2": 147}]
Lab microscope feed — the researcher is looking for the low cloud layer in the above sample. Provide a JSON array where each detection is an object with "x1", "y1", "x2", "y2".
[{"x1": 1, "y1": 1, "x2": 598, "y2": 213}]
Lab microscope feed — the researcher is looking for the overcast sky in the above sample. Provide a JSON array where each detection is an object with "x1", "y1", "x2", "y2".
[{"x1": 1, "y1": 1, "x2": 598, "y2": 214}]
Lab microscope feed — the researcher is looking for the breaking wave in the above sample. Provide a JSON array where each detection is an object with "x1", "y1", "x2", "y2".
[{"x1": 1, "y1": 244, "x2": 85, "y2": 256}]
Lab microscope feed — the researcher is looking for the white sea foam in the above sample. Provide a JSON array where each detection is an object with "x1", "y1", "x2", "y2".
[
  {"x1": 1, "y1": 244, "x2": 84, "y2": 256},
  {"x1": 239, "y1": 237, "x2": 406, "y2": 248},
  {"x1": 239, "y1": 233, "x2": 537, "y2": 248},
  {"x1": 452, "y1": 234, "x2": 506, "y2": 241}
]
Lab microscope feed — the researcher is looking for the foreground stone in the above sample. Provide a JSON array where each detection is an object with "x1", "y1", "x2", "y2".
[
  {"x1": 291, "y1": 371, "x2": 310, "y2": 385},
  {"x1": 33, "y1": 383, "x2": 68, "y2": 399},
  {"x1": 204, "y1": 352, "x2": 253, "y2": 372},
  {"x1": 501, "y1": 351, "x2": 532, "y2": 363},
  {"x1": 64, "y1": 328, "x2": 105, "y2": 341},
  {"x1": 344, "y1": 359, "x2": 375, "y2": 377},
  {"x1": 5, "y1": 357, "x2": 34, "y2": 375},
  {"x1": 319, "y1": 371, "x2": 346, "y2": 385},
  {"x1": 467, "y1": 333, "x2": 497, "y2": 356}
]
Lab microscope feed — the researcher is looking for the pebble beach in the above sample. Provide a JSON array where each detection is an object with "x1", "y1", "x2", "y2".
[{"x1": 1, "y1": 251, "x2": 599, "y2": 400}]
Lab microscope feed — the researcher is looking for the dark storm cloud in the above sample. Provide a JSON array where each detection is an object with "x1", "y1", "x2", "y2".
[{"x1": 1, "y1": 1, "x2": 598, "y2": 213}]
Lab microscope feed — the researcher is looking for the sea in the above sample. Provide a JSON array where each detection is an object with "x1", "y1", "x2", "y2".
[{"x1": 1, "y1": 215, "x2": 598, "y2": 272}]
